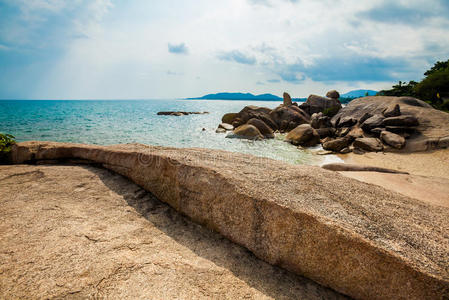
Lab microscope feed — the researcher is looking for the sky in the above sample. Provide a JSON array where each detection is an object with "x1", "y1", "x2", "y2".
[{"x1": 0, "y1": 0, "x2": 448, "y2": 99}]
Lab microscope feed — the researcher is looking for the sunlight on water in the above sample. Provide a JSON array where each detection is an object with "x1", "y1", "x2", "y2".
[{"x1": 0, "y1": 99, "x2": 342, "y2": 166}]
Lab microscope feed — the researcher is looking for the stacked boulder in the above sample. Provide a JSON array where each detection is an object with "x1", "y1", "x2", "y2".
[{"x1": 325, "y1": 100, "x2": 421, "y2": 153}]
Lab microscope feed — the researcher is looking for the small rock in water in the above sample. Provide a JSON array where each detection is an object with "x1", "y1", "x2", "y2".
[
  {"x1": 157, "y1": 111, "x2": 209, "y2": 116},
  {"x1": 218, "y1": 123, "x2": 234, "y2": 131},
  {"x1": 315, "y1": 149, "x2": 334, "y2": 155}
]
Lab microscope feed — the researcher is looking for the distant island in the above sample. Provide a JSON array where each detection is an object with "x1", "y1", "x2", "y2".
[
  {"x1": 340, "y1": 90, "x2": 378, "y2": 98},
  {"x1": 187, "y1": 90, "x2": 377, "y2": 102},
  {"x1": 186, "y1": 92, "x2": 283, "y2": 101}
]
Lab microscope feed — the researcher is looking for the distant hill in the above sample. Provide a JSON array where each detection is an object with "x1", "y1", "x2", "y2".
[
  {"x1": 341, "y1": 90, "x2": 378, "y2": 98},
  {"x1": 187, "y1": 92, "x2": 282, "y2": 101},
  {"x1": 187, "y1": 90, "x2": 377, "y2": 102}
]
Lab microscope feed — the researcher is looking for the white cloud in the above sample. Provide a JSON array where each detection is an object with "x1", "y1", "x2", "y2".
[{"x1": 1, "y1": 0, "x2": 448, "y2": 99}]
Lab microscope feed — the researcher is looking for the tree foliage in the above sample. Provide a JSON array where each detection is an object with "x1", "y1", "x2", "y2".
[
  {"x1": 377, "y1": 59, "x2": 449, "y2": 111},
  {"x1": 0, "y1": 133, "x2": 16, "y2": 153},
  {"x1": 0, "y1": 133, "x2": 16, "y2": 164}
]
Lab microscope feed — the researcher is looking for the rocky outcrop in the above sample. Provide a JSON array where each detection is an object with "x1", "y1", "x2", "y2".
[
  {"x1": 285, "y1": 124, "x2": 320, "y2": 146},
  {"x1": 157, "y1": 111, "x2": 209, "y2": 116},
  {"x1": 331, "y1": 96, "x2": 449, "y2": 152},
  {"x1": 9, "y1": 141, "x2": 449, "y2": 300}
]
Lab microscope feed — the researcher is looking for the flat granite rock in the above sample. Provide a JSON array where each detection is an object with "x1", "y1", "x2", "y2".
[
  {"x1": 0, "y1": 164, "x2": 344, "y2": 299},
  {"x1": 9, "y1": 141, "x2": 449, "y2": 300}
]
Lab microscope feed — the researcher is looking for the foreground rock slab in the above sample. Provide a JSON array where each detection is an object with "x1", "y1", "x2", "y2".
[
  {"x1": 0, "y1": 165, "x2": 343, "y2": 299},
  {"x1": 9, "y1": 142, "x2": 449, "y2": 299}
]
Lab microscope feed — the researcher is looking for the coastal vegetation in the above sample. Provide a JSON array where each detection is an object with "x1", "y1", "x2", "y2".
[
  {"x1": 378, "y1": 59, "x2": 449, "y2": 111},
  {"x1": 0, "y1": 133, "x2": 15, "y2": 163}
]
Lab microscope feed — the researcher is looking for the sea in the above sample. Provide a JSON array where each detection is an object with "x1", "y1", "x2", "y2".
[{"x1": 0, "y1": 99, "x2": 341, "y2": 165}]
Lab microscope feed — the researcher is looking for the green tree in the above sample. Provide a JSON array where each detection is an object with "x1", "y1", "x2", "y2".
[
  {"x1": 415, "y1": 67, "x2": 449, "y2": 110},
  {"x1": 424, "y1": 60, "x2": 449, "y2": 76},
  {"x1": 377, "y1": 59, "x2": 449, "y2": 111},
  {"x1": 377, "y1": 80, "x2": 418, "y2": 97}
]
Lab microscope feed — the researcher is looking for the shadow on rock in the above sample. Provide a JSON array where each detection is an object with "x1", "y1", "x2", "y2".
[{"x1": 85, "y1": 165, "x2": 346, "y2": 300}]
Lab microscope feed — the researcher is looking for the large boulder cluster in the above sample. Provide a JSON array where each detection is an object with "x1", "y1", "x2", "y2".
[
  {"x1": 218, "y1": 92, "x2": 449, "y2": 153},
  {"x1": 219, "y1": 92, "x2": 340, "y2": 146},
  {"x1": 220, "y1": 93, "x2": 310, "y2": 141}
]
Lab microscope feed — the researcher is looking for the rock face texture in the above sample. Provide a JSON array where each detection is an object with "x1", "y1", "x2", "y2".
[
  {"x1": 300, "y1": 94, "x2": 342, "y2": 116},
  {"x1": 8, "y1": 141, "x2": 449, "y2": 300},
  {"x1": 326, "y1": 90, "x2": 340, "y2": 99},
  {"x1": 227, "y1": 124, "x2": 263, "y2": 140},
  {"x1": 283, "y1": 92, "x2": 293, "y2": 106},
  {"x1": 247, "y1": 118, "x2": 275, "y2": 139},
  {"x1": 0, "y1": 164, "x2": 343, "y2": 299},
  {"x1": 285, "y1": 124, "x2": 320, "y2": 147}
]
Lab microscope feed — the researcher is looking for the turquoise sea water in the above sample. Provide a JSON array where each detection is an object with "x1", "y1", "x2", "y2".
[{"x1": 0, "y1": 99, "x2": 340, "y2": 165}]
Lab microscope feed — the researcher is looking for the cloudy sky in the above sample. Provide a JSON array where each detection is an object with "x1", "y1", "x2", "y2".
[{"x1": 0, "y1": 0, "x2": 448, "y2": 99}]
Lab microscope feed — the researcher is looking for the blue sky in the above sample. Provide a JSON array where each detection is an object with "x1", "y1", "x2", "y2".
[{"x1": 0, "y1": 0, "x2": 448, "y2": 99}]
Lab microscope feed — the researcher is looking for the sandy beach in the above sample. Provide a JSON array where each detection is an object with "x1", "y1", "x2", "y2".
[{"x1": 337, "y1": 149, "x2": 449, "y2": 207}]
